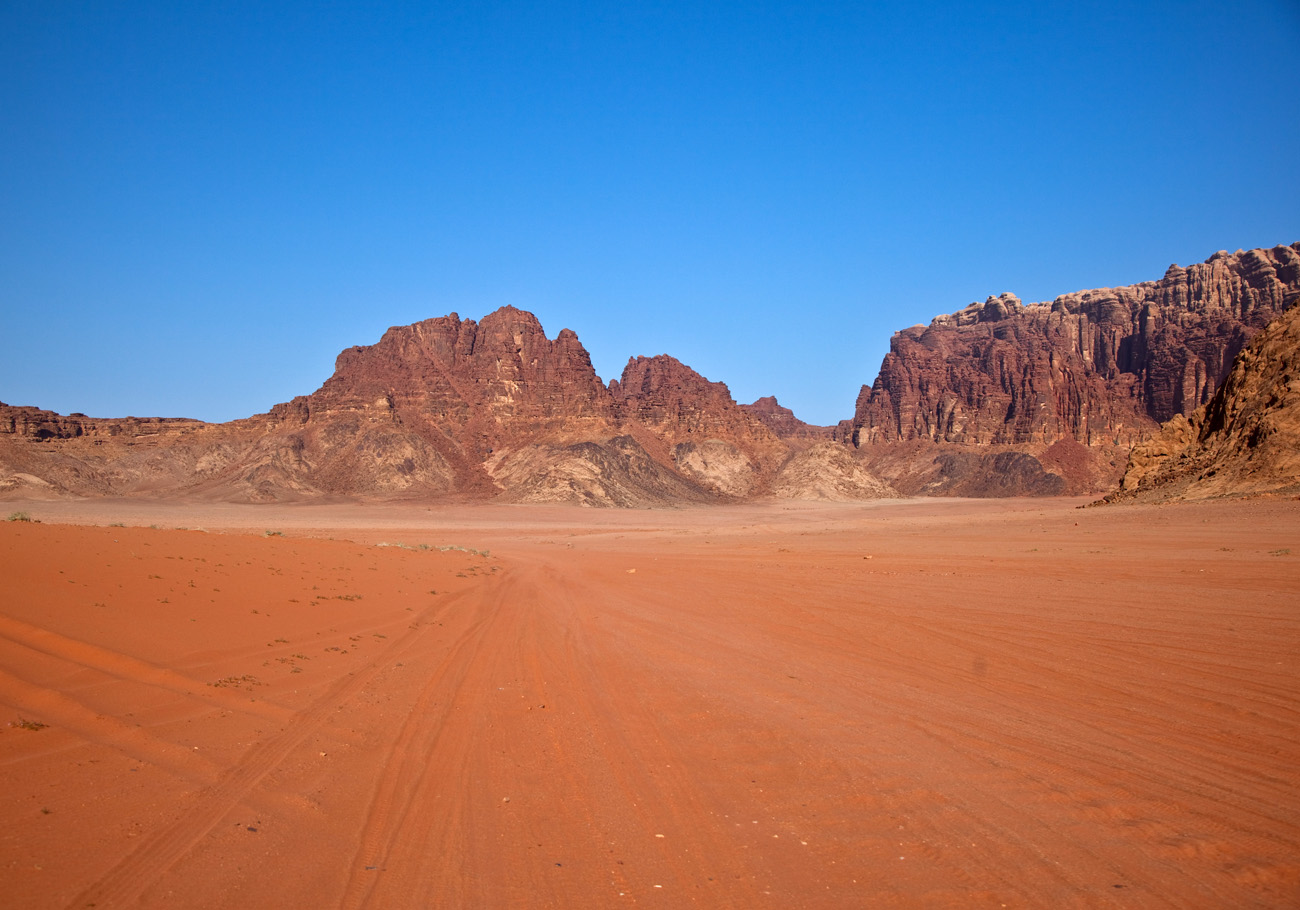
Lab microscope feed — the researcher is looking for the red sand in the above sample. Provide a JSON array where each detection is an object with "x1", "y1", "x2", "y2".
[{"x1": 1, "y1": 497, "x2": 1298, "y2": 908}]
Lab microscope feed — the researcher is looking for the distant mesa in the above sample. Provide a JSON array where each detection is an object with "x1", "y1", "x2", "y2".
[{"x1": 3, "y1": 243, "x2": 1298, "y2": 504}]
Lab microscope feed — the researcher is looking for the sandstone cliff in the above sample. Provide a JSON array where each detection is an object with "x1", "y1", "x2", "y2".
[
  {"x1": 261, "y1": 306, "x2": 622, "y2": 498},
  {"x1": 850, "y1": 244, "x2": 1300, "y2": 495},
  {"x1": 1110, "y1": 301, "x2": 1300, "y2": 500},
  {"x1": 855, "y1": 245, "x2": 1300, "y2": 449}
]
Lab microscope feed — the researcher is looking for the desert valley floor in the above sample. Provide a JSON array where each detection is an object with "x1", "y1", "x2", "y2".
[{"x1": 0, "y1": 496, "x2": 1297, "y2": 908}]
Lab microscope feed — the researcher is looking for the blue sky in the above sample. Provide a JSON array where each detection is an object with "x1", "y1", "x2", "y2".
[{"x1": 3, "y1": 1, "x2": 1298, "y2": 426}]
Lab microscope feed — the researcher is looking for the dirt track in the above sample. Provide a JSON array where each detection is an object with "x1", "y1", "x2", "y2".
[{"x1": 1, "y1": 497, "x2": 1298, "y2": 908}]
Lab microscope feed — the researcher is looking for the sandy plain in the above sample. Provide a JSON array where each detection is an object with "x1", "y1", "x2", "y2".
[{"x1": 0, "y1": 495, "x2": 1297, "y2": 909}]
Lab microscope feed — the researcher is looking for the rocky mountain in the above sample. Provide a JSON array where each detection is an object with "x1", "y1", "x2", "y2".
[
  {"x1": 850, "y1": 244, "x2": 1300, "y2": 495},
  {"x1": 0, "y1": 308, "x2": 893, "y2": 506},
  {"x1": 6, "y1": 242, "x2": 1297, "y2": 505},
  {"x1": 739, "y1": 396, "x2": 836, "y2": 443},
  {"x1": 1109, "y1": 301, "x2": 1300, "y2": 501},
  {"x1": 609, "y1": 356, "x2": 791, "y2": 497}
]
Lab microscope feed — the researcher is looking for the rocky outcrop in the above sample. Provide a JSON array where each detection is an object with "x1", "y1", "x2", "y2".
[
  {"x1": 262, "y1": 306, "x2": 621, "y2": 496},
  {"x1": 740, "y1": 396, "x2": 835, "y2": 442},
  {"x1": 769, "y1": 442, "x2": 896, "y2": 501},
  {"x1": 1, "y1": 310, "x2": 894, "y2": 505},
  {"x1": 842, "y1": 244, "x2": 1300, "y2": 497},
  {"x1": 610, "y1": 355, "x2": 790, "y2": 497},
  {"x1": 0, "y1": 403, "x2": 207, "y2": 441},
  {"x1": 1110, "y1": 302, "x2": 1300, "y2": 500},
  {"x1": 850, "y1": 441, "x2": 1079, "y2": 497},
  {"x1": 486, "y1": 436, "x2": 718, "y2": 507},
  {"x1": 854, "y1": 245, "x2": 1300, "y2": 449}
]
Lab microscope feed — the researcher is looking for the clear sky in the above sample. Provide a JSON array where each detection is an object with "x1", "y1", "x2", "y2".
[{"x1": 3, "y1": 1, "x2": 1298, "y2": 426}]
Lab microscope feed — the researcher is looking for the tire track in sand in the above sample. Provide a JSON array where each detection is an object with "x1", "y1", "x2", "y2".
[
  {"x1": 0, "y1": 664, "x2": 224, "y2": 784},
  {"x1": 66, "y1": 579, "x2": 491, "y2": 910},
  {"x1": 0, "y1": 613, "x2": 292, "y2": 724},
  {"x1": 339, "y1": 568, "x2": 530, "y2": 910}
]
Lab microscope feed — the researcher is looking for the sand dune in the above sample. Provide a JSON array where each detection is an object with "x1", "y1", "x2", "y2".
[{"x1": 1, "y1": 497, "x2": 1298, "y2": 907}]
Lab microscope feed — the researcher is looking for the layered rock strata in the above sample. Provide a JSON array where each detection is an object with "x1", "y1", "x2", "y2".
[
  {"x1": 854, "y1": 245, "x2": 1300, "y2": 448},
  {"x1": 847, "y1": 244, "x2": 1300, "y2": 496},
  {"x1": 1111, "y1": 301, "x2": 1300, "y2": 500},
  {"x1": 610, "y1": 356, "x2": 790, "y2": 497}
]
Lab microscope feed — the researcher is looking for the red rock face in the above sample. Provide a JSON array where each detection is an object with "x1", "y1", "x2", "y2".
[
  {"x1": 2, "y1": 310, "x2": 899, "y2": 504},
  {"x1": 0, "y1": 403, "x2": 205, "y2": 441},
  {"x1": 606, "y1": 355, "x2": 789, "y2": 496},
  {"x1": 283, "y1": 306, "x2": 617, "y2": 446},
  {"x1": 258, "y1": 306, "x2": 622, "y2": 496},
  {"x1": 611, "y1": 355, "x2": 790, "y2": 490},
  {"x1": 739, "y1": 396, "x2": 835, "y2": 442},
  {"x1": 853, "y1": 245, "x2": 1300, "y2": 448},
  {"x1": 613, "y1": 355, "x2": 760, "y2": 437},
  {"x1": 1113, "y1": 301, "x2": 1300, "y2": 500}
]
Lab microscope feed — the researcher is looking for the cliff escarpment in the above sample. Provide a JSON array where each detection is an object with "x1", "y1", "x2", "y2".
[
  {"x1": 847, "y1": 245, "x2": 1300, "y2": 496},
  {"x1": 1111, "y1": 300, "x2": 1300, "y2": 501},
  {"x1": 853, "y1": 245, "x2": 1300, "y2": 448}
]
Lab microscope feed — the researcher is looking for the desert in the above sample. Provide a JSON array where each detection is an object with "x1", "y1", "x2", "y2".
[
  {"x1": 6, "y1": 6, "x2": 1300, "y2": 906},
  {"x1": 3, "y1": 246, "x2": 1299, "y2": 909},
  {"x1": 2, "y1": 495, "x2": 1298, "y2": 908}
]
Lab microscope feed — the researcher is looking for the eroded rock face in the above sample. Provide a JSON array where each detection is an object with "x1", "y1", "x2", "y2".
[
  {"x1": 315, "y1": 307, "x2": 614, "y2": 426},
  {"x1": 672, "y1": 440, "x2": 757, "y2": 497},
  {"x1": 486, "y1": 436, "x2": 717, "y2": 507},
  {"x1": 613, "y1": 356, "x2": 763, "y2": 439},
  {"x1": 1112, "y1": 301, "x2": 1300, "y2": 500},
  {"x1": 0, "y1": 310, "x2": 897, "y2": 505},
  {"x1": 611, "y1": 355, "x2": 790, "y2": 496},
  {"x1": 769, "y1": 442, "x2": 896, "y2": 501},
  {"x1": 0, "y1": 403, "x2": 206, "y2": 441},
  {"x1": 853, "y1": 245, "x2": 1300, "y2": 448},
  {"x1": 206, "y1": 305, "x2": 634, "y2": 499},
  {"x1": 740, "y1": 396, "x2": 835, "y2": 442}
]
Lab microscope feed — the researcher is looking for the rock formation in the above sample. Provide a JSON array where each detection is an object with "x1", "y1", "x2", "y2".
[
  {"x1": 850, "y1": 244, "x2": 1300, "y2": 495},
  {"x1": 610, "y1": 356, "x2": 790, "y2": 497},
  {"x1": 855, "y1": 245, "x2": 1300, "y2": 448},
  {"x1": 740, "y1": 396, "x2": 835, "y2": 443},
  {"x1": 1, "y1": 310, "x2": 894, "y2": 505},
  {"x1": 1110, "y1": 301, "x2": 1300, "y2": 500},
  {"x1": 768, "y1": 442, "x2": 896, "y2": 501},
  {"x1": 6, "y1": 242, "x2": 1295, "y2": 505}
]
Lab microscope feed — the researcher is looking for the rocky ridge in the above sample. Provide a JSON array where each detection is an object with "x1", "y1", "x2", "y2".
[
  {"x1": 850, "y1": 244, "x2": 1300, "y2": 495},
  {"x1": 1110, "y1": 301, "x2": 1300, "y2": 501},
  {"x1": 5, "y1": 243, "x2": 1299, "y2": 505},
  {"x1": 1, "y1": 308, "x2": 890, "y2": 505},
  {"x1": 739, "y1": 396, "x2": 836, "y2": 443}
]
